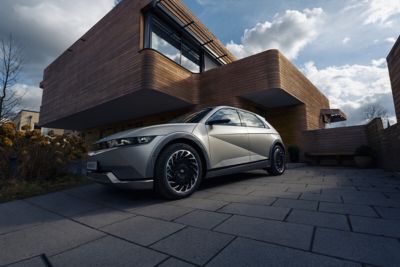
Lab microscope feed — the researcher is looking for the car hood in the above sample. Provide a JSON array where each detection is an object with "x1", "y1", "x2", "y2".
[{"x1": 96, "y1": 123, "x2": 198, "y2": 143}]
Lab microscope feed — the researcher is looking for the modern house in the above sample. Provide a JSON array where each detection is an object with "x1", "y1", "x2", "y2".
[{"x1": 39, "y1": 0, "x2": 345, "y2": 150}]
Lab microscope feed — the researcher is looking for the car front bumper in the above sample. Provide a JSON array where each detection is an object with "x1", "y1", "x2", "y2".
[
  {"x1": 87, "y1": 172, "x2": 154, "y2": 189},
  {"x1": 86, "y1": 137, "x2": 162, "y2": 189}
]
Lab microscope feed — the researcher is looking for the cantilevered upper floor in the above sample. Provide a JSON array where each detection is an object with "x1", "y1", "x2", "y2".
[{"x1": 39, "y1": 0, "x2": 344, "y2": 132}]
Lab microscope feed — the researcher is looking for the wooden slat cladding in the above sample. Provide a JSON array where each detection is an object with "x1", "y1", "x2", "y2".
[
  {"x1": 387, "y1": 36, "x2": 400, "y2": 121},
  {"x1": 141, "y1": 49, "x2": 197, "y2": 103},
  {"x1": 40, "y1": 0, "x2": 154, "y2": 126},
  {"x1": 303, "y1": 125, "x2": 368, "y2": 154},
  {"x1": 198, "y1": 50, "x2": 281, "y2": 107},
  {"x1": 277, "y1": 53, "x2": 330, "y2": 130}
]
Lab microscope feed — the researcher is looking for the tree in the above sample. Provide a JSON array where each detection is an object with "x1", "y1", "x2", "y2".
[
  {"x1": 0, "y1": 35, "x2": 24, "y2": 120},
  {"x1": 363, "y1": 103, "x2": 387, "y2": 121}
]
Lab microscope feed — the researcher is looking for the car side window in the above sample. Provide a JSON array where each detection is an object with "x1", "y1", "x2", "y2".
[
  {"x1": 208, "y1": 108, "x2": 242, "y2": 126},
  {"x1": 239, "y1": 111, "x2": 265, "y2": 128}
]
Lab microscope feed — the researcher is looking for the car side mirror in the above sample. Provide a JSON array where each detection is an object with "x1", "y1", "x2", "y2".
[{"x1": 206, "y1": 119, "x2": 231, "y2": 125}]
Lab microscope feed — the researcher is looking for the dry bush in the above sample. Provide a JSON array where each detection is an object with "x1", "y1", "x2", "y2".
[{"x1": 0, "y1": 121, "x2": 87, "y2": 182}]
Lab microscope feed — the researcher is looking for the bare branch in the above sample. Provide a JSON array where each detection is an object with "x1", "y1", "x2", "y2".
[
  {"x1": 363, "y1": 103, "x2": 388, "y2": 121},
  {"x1": 0, "y1": 35, "x2": 24, "y2": 119}
]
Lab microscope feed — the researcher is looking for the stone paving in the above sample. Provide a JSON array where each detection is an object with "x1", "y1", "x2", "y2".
[{"x1": 1, "y1": 167, "x2": 400, "y2": 267}]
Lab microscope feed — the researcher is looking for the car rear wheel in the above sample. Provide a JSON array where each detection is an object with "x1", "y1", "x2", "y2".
[
  {"x1": 155, "y1": 143, "x2": 203, "y2": 199},
  {"x1": 267, "y1": 145, "x2": 286, "y2": 176}
]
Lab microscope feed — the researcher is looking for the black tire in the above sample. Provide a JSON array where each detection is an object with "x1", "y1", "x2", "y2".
[
  {"x1": 267, "y1": 145, "x2": 286, "y2": 176},
  {"x1": 155, "y1": 143, "x2": 203, "y2": 199}
]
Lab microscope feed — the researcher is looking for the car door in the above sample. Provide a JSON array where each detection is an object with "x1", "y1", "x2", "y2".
[
  {"x1": 238, "y1": 110, "x2": 275, "y2": 162},
  {"x1": 206, "y1": 108, "x2": 250, "y2": 169}
]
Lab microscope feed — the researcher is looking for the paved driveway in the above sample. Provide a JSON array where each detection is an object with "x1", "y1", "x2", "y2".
[{"x1": 1, "y1": 167, "x2": 400, "y2": 267}]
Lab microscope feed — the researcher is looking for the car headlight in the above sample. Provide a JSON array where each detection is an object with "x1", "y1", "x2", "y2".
[{"x1": 95, "y1": 136, "x2": 156, "y2": 150}]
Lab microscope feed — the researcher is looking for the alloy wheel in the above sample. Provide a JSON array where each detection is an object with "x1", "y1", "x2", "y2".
[
  {"x1": 165, "y1": 149, "x2": 199, "y2": 193},
  {"x1": 274, "y1": 146, "x2": 285, "y2": 173}
]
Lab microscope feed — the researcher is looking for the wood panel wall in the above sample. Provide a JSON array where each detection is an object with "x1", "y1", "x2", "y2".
[
  {"x1": 40, "y1": 0, "x2": 154, "y2": 126},
  {"x1": 387, "y1": 36, "x2": 400, "y2": 121}
]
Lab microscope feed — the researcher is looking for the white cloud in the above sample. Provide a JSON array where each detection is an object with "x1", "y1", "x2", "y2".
[
  {"x1": 226, "y1": 8, "x2": 325, "y2": 59},
  {"x1": 12, "y1": 83, "x2": 43, "y2": 112},
  {"x1": 385, "y1": 37, "x2": 397, "y2": 44},
  {"x1": 302, "y1": 59, "x2": 396, "y2": 125},
  {"x1": 362, "y1": 0, "x2": 400, "y2": 26},
  {"x1": 342, "y1": 37, "x2": 351, "y2": 44},
  {"x1": 0, "y1": 0, "x2": 114, "y2": 84}
]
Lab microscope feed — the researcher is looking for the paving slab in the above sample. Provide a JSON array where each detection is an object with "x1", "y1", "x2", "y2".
[
  {"x1": 300, "y1": 193, "x2": 342, "y2": 203},
  {"x1": 374, "y1": 206, "x2": 400, "y2": 220},
  {"x1": 350, "y1": 215, "x2": 400, "y2": 238},
  {"x1": 151, "y1": 227, "x2": 234, "y2": 265},
  {"x1": 158, "y1": 258, "x2": 196, "y2": 267},
  {"x1": 313, "y1": 228, "x2": 400, "y2": 267},
  {"x1": 131, "y1": 204, "x2": 193, "y2": 221},
  {"x1": 50, "y1": 236, "x2": 167, "y2": 267},
  {"x1": 249, "y1": 190, "x2": 300, "y2": 199},
  {"x1": 0, "y1": 200, "x2": 61, "y2": 235},
  {"x1": 215, "y1": 215, "x2": 313, "y2": 250},
  {"x1": 26, "y1": 192, "x2": 102, "y2": 217},
  {"x1": 318, "y1": 202, "x2": 378, "y2": 217},
  {"x1": 174, "y1": 210, "x2": 230, "y2": 229},
  {"x1": 168, "y1": 198, "x2": 228, "y2": 211},
  {"x1": 287, "y1": 210, "x2": 350, "y2": 230},
  {"x1": 7, "y1": 256, "x2": 46, "y2": 267},
  {"x1": 73, "y1": 208, "x2": 134, "y2": 228},
  {"x1": 0, "y1": 219, "x2": 104, "y2": 266},
  {"x1": 101, "y1": 215, "x2": 184, "y2": 246},
  {"x1": 219, "y1": 202, "x2": 290, "y2": 220},
  {"x1": 209, "y1": 193, "x2": 276, "y2": 206},
  {"x1": 273, "y1": 198, "x2": 318, "y2": 211},
  {"x1": 207, "y1": 237, "x2": 360, "y2": 267}
]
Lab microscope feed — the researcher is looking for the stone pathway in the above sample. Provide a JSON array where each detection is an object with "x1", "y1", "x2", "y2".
[{"x1": 1, "y1": 167, "x2": 400, "y2": 267}]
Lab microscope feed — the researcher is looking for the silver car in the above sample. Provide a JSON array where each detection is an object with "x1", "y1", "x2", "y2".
[{"x1": 87, "y1": 106, "x2": 285, "y2": 199}]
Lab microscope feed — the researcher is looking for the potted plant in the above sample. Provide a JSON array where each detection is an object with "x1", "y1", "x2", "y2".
[
  {"x1": 287, "y1": 145, "x2": 300, "y2": 163},
  {"x1": 354, "y1": 145, "x2": 373, "y2": 168}
]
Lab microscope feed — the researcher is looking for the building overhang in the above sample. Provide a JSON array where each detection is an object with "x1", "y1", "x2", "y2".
[
  {"x1": 39, "y1": 89, "x2": 193, "y2": 130},
  {"x1": 241, "y1": 88, "x2": 303, "y2": 108}
]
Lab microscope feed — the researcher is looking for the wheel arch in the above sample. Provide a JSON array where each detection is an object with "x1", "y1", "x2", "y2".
[
  {"x1": 269, "y1": 139, "x2": 286, "y2": 160},
  {"x1": 147, "y1": 133, "x2": 210, "y2": 178}
]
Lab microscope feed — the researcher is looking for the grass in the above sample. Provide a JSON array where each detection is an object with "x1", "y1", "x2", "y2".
[{"x1": 0, "y1": 175, "x2": 92, "y2": 203}]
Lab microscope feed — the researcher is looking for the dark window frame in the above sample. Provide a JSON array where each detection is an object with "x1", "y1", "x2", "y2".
[{"x1": 143, "y1": 8, "x2": 222, "y2": 73}]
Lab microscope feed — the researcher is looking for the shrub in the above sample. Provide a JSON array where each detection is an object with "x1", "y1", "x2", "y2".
[
  {"x1": 354, "y1": 145, "x2": 374, "y2": 157},
  {"x1": 287, "y1": 145, "x2": 300, "y2": 163},
  {"x1": 0, "y1": 121, "x2": 87, "y2": 182}
]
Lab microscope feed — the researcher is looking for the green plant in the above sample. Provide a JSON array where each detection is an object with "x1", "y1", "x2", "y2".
[
  {"x1": 287, "y1": 145, "x2": 300, "y2": 163},
  {"x1": 354, "y1": 145, "x2": 373, "y2": 157}
]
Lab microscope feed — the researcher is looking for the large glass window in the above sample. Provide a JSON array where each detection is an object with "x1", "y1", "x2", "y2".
[
  {"x1": 150, "y1": 16, "x2": 200, "y2": 73},
  {"x1": 145, "y1": 12, "x2": 221, "y2": 73}
]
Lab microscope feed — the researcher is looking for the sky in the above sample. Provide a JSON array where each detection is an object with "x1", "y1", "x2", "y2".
[{"x1": 0, "y1": 0, "x2": 399, "y2": 126}]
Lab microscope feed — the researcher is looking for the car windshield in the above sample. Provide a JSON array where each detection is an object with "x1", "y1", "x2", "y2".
[{"x1": 169, "y1": 108, "x2": 213, "y2": 123}]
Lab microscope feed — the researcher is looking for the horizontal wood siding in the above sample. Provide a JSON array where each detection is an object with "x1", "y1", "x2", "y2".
[
  {"x1": 40, "y1": 0, "x2": 153, "y2": 126},
  {"x1": 387, "y1": 36, "x2": 400, "y2": 121},
  {"x1": 303, "y1": 126, "x2": 368, "y2": 154}
]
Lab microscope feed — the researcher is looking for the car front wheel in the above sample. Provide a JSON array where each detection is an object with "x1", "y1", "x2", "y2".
[
  {"x1": 267, "y1": 145, "x2": 286, "y2": 176},
  {"x1": 155, "y1": 143, "x2": 203, "y2": 199}
]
